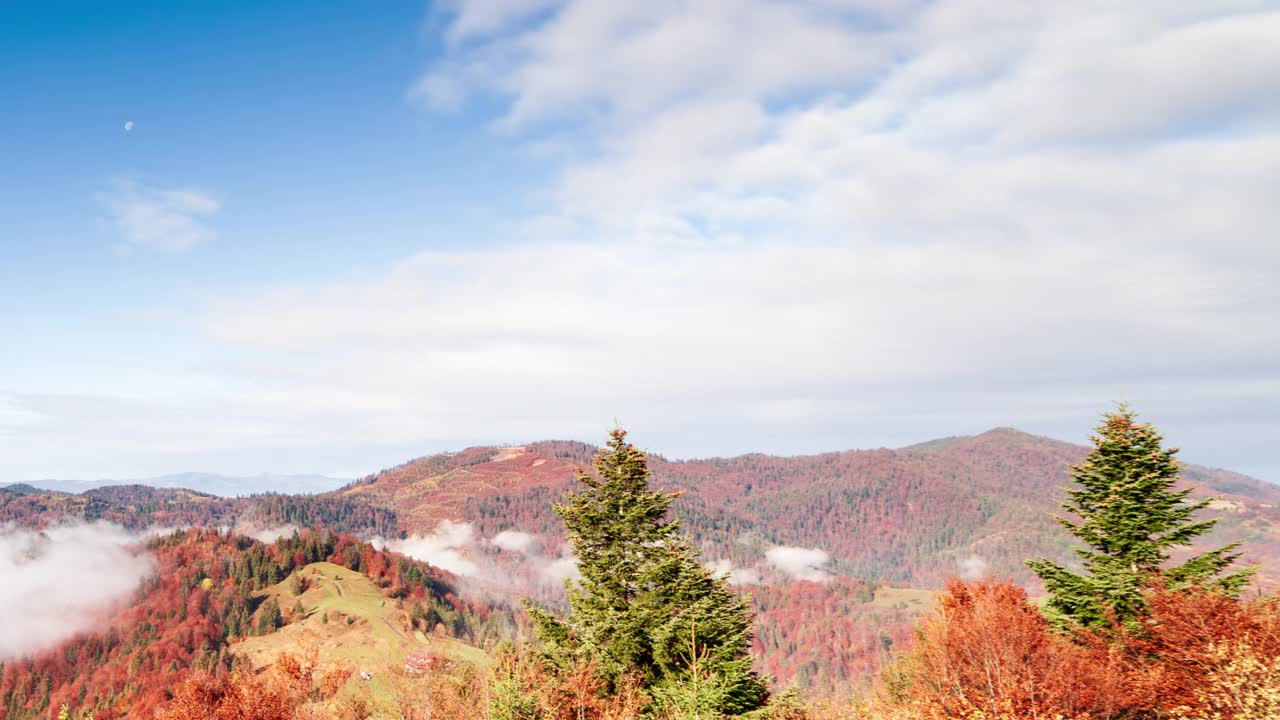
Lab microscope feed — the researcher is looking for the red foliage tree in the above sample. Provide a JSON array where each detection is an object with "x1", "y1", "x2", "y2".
[
  {"x1": 1111, "y1": 587, "x2": 1280, "y2": 716},
  {"x1": 898, "y1": 579, "x2": 1130, "y2": 720},
  {"x1": 156, "y1": 651, "x2": 351, "y2": 720}
]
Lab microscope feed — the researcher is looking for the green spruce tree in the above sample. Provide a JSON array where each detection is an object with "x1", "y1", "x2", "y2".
[
  {"x1": 255, "y1": 596, "x2": 283, "y2": 635},
  {"x1": 1028, "y1": 405, "x2": 1254, "y2": 629},
  {"x1": 526, "y1": 429, "x2": 767, "y2": 716}
]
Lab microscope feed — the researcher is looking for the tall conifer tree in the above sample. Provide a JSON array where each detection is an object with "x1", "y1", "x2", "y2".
[
  {"x1": 1028, "y1": 406, "x2": 1253, "y2": 629},
  {"x1": 255, "y1": 596, "x2": 283, "y2": 635},
  {"x1": 526, "y1": 429, "x2": 767, "y2": 715}
]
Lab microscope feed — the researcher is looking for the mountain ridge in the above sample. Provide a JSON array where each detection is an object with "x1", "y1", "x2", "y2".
[
  {"x1": 333, "y1": 427, "x2": 1280, "y2": 589},
  {"x1": 5, "y1": 472, "x2": 349, "y2": 498},
  {"x1": 7, "y1": 427, "x2": 1270, "y2": 499}
]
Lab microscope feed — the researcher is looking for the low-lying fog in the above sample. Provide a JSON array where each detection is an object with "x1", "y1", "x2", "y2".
[{"x1": 0, "y1": 522, "x2": 155, "y2": 659}]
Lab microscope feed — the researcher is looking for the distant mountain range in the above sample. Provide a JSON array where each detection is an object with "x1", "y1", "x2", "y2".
[
  {"x1": 4, "y1": 472, "x2": 349, "y2": 497},
  {"x1": 3, "y1": 426, "x2": 1277, "y2": 697},
  {"x1": 7, "y1": 429, "x2": 1276, "y2": 587}
]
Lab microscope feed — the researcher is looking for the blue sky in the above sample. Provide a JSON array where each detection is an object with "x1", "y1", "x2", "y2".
[{"x1": 1, "y1": 1, "x2": 1278, "y2": 483}]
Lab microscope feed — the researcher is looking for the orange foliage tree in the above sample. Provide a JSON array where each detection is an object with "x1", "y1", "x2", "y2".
[
  {"x1": 888, "y1": 579, "x2": 1132, "y2": 720},
  {"x1": 157, "y1": 651, "x2": 352, "y2": 720},
  {"x1": 1113, "y1": 587, "x2": 1280, "y2": 716}
]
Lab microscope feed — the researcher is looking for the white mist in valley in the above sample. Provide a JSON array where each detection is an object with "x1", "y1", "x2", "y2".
[
  {"x1": 957, "y1": 553, "x2": 988, "y2": 580},
  {"x1": 385, "y1": 521, "x2": 842, "y2": 591},
  {"x1": 230, "y1": 522, "x2": 302, "y2": 545},
  {"x1": 766, "y1": 545, "x2": 833, "y2": 582},
  {"x1": 0, "y1": 522, "x2": 155, "y2": 659},
  {"x1": 381, "y1": 521, "x2": 580, "y2": 587},
  {"x1": 381, "y1": 520, "x2": 482, "y2": 578},
  {"x1": 490, "y1": 529, "x2": 536, "y2": 554},
  {"x1": 705, "y1": 558, "x2": 762, "y2": 586},
  {"x1": 708, "y1": 544, "x2": 835, "y2": 584}
]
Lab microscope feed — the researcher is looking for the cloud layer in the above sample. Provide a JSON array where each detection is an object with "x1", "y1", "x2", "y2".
[
  {"x1": 1, "y1": 1, "x2": 1276, "y2": 482},
  {"x1": 204, "y1": 1, "x2": 1278, "y2": 471},
  {"x1": 0, "y1": 523, "x2": 155, "y2": 659}
]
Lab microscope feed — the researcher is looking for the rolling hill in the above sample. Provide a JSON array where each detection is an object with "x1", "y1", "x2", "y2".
[
  {"x1": 335, "y1": 428, "x2": 1280, "y2": 588},
  {"x1": 0, "y1": 528, "x2": 500, "y2": 720},
  {"x1": 230, "y1": 562, "x2": 489, "y2": 716}
]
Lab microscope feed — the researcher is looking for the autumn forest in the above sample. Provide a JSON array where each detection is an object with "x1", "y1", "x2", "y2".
[{"x1": 1, "y1": 408, "x2": 1277, "y2": 720}]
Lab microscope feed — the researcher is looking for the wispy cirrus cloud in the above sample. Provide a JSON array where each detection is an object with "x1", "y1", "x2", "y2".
[{"x1": 99, "y1": 180, "x2": 220, "y2": 251}]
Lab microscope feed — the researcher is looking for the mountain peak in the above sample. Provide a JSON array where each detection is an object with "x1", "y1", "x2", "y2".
[
  {"x1": 980, "y1": 426, "x2": 1030, "y2": 436},
  {"x1": 898, "y1": 426, "x2": 1039, "y2": 453}
]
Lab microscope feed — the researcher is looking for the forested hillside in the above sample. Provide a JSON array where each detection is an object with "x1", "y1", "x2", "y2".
[
  {"x1": 0, "y1": 485, "x2": 241, "y2": 530},
  {"x1": 0, "y1": 528, "x2": 495, "y2": 720},
  {"x1": 8, "y1": 428, "x2": 1272, "y2": 590},
  {"x1": 340, "y1": 428, "x2": 1280, "y2": 587},
  {"x1": 322, "y1": 427, "x2": 1280, "y2": 696}
]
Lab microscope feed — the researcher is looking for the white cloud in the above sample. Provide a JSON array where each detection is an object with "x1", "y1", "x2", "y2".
[
  {"x1": 491, "y1": 529, "x2": 536, "y2": 554},
  {"x1": 234, "y1": 523, "x2": 300, "y2": 545},
  {"x1": 957, "y1": 553, "x2": 987, "y2": 581},
  {"x1": 766, "y1": 546, "x2": 833, "y2": 582},
  {"x1": 383, "y1": 520, "x2": 481, "y2": 577},
  {"x1": 539, "y1": 552, "x2": 579, "y2": 584},
  {"x1": 489, "y1": 530, "x2": 579, "y2": 584},
  {"x1": 0, "y1": 397, "x2": 46, "y2": 439},
  {"x1": 100, "y1": 180, "x2": 220, "y2": 251},
  {"x1": 0, "y1": 523, "x2": 155, "y2": 659},
  {"x1": 416, "y1": 0, "x2": 1280, "y2": 248},
  {"x1": 378, "y1": 524, "x2": 576, "y2": 586},
  {"x1": 196, "y1": 235, "x2": 1272, "y2": 430},
  {"x1": 706, "y1": 558, "x2": 761, "y2": 586},
  {"x1": 434, "y1": 1, "x2": 896, "y2": 129}
]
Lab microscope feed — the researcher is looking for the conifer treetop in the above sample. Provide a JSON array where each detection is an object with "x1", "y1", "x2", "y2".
[
  {"x1": 1028, "y1": 405, "x2": 1253, "y2": 630},
  {"x1": 525, "y1": 427, "x2": 768, "y2": 716}
]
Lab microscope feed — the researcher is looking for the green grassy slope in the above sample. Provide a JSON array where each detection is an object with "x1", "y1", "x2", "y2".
[{"x1": 231, "y1": 562, "x2": 488, "y2": 716}]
